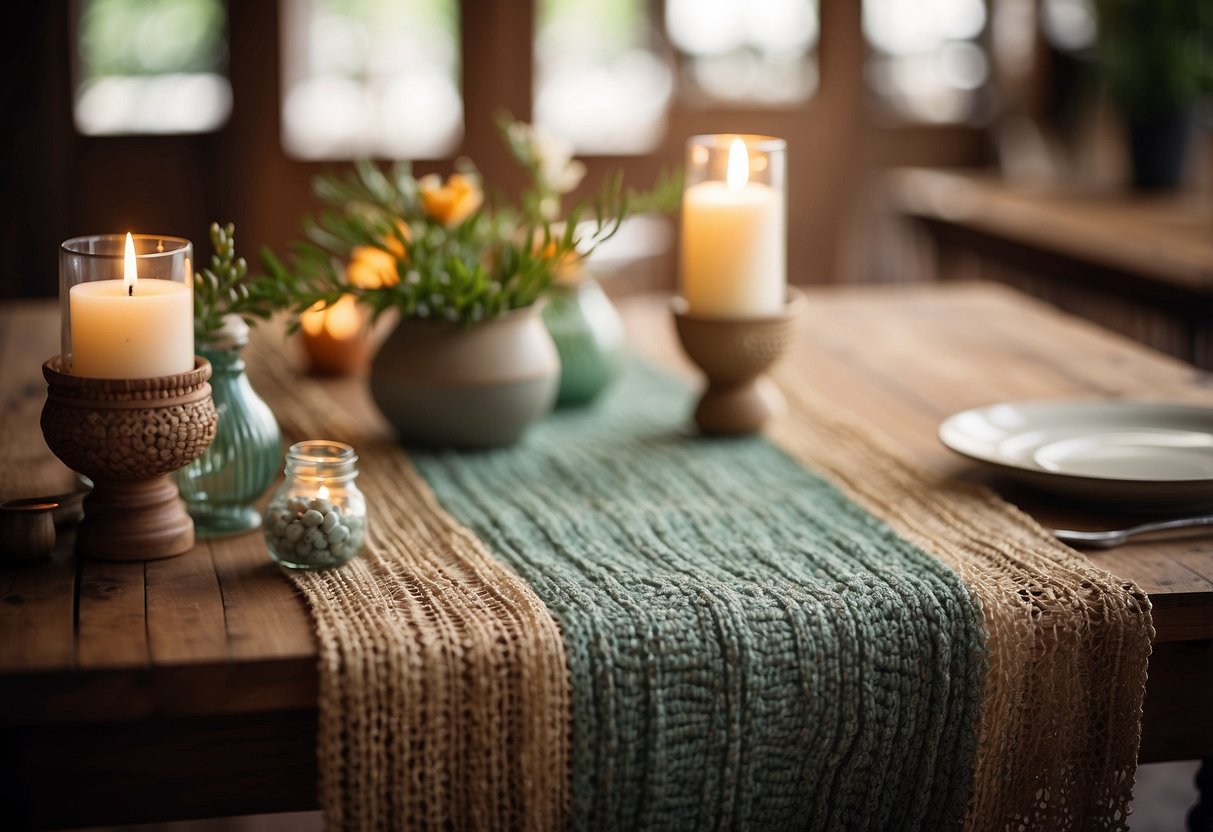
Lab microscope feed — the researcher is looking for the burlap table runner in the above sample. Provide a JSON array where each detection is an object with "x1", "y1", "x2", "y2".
[{"x1": 247, "y1": 335, "x2": 1151, "y2": 831}]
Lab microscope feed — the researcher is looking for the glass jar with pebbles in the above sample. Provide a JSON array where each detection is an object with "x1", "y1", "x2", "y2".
[{"x1": 263, "y1": 440, "x2": 367, "y2": 569}]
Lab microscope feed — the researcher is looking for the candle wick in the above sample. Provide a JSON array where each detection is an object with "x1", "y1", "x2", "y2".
[{"x1": 128, "y1": 285, "x2": 133, "y2": 297}]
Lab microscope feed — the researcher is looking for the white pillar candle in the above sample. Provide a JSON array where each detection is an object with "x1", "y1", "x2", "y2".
[
  {"x1": 68, "y1": 233, "x2": 194, "y2": 378},
  {"x1": 681, "y1": 138, "x2": 785, "y2": 317}
]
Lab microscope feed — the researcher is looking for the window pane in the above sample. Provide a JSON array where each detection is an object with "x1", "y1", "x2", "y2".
[
  {"x1": 281, "y1": 0, "x2": 461, "y2": 160},
  {"x1": 1041, "y1": 0, "x2": 1096, "y2": 52},
  {"x1": 535, "y1": 0, "x2": 672, "y2": 155},
  {"x1": 864, "y1": 0, "x2": 990, "y2": 123},
  {"x1": 75, "y1": 0, "x2": 232, "y2": 135},
  {"x1": 666, "y1": 0, "x2": 819, "y2": 105}
]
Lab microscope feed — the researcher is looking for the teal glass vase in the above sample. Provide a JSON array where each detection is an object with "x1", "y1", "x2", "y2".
[
  {"x1": 174, "y1": 316, "x2": 282, "y2": 537},
  {"x1": 542, "y1": 273, "x2": 625, "y2": 407}
]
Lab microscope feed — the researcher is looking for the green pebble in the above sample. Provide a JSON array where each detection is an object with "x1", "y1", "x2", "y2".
[
  {"x1": 294, "y1": 540, "x2": 312, "y2": 558},
  {"x1": 320, "y1": 512, "x2": 340, "y2": 533},
  {"x1": 301, "y1": 509, "x2": 324, "y2": 527},
  {"x1": 273, "y1": 519, "x2": 288, "y2": 536},
  {"x1": 312, "y1": 536, "x2": 329, "y2": 550},
  {"x1": 330, "y1": 542, "x2": 346, "y2": 559},
  {"x1": 308, "y1": 498, "x2": 333, "y2": 514},
  {"x1": 326, "y1": 525, "x2": 349, "y2": 544},
  {"x1": 287, "y1": 497, "x2": 309, "y2": 514},
  {"x1": 284, "y1": 522, "x2": 305, "y2": 542},
  {"x1": 303, "y1": 528, "x2": 324, "y2": 547}
]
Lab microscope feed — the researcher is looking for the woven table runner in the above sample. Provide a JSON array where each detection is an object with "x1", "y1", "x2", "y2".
[
  {"x1": 249, "y1": 357, "x2": 571, "y2": 831},
  {"x1": 248, "y1": 337, "x2": 1151, "y2": 831}
]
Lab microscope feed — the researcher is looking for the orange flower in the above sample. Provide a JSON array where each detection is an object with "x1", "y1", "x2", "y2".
[
  {"x1": 300, "y1": 294, "x2": 362, "y2": 340},
  {"x1": 534, "y1": 236, "x2": 582, "y2": 285},
  {"x1": 419, "y1": 173, "x2": 483, "y2": 227},
  {"x1": 384, "y1": 219, "x2": 411, "y2": 259},
  {"x1": 346, "y1": 221, "x2": 409, "y2": 289},
  {"x1": 347, "y1": 246, "x2": 399, "y2": 289}
]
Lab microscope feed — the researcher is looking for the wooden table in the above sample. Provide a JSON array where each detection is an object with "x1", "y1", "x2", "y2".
[
  {"x1": 2, "y1": 282, "x2": 1212, "y2": 828},
  {"x1": 888, "y1": 168, "x2": 1213, "y2": 368}
]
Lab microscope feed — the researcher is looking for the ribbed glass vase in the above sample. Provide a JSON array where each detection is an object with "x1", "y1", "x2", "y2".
[{"x1": 174, "y1": 316, "x2": 282, "y2": 537}]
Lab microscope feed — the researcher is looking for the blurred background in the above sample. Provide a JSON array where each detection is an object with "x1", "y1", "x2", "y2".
[{"x1": 2, "y1": 0, "x2": 1211, "y2": 361}]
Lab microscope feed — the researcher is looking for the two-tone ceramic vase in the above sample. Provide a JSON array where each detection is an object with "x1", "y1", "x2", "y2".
[{"x1": 369, "y1": 304, "x2": 559, "y2": 448}]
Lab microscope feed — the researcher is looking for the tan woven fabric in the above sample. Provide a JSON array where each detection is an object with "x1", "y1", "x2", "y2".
[
  {"x1": 246, "y1": 320, "x2": 1150, "y2": 830},
  {"x1": 248, "y1": 345, "x2": 571, "y2": 831},
  {"x1": 770, "y1": 368, "x2": 1153, "y2": 831}
]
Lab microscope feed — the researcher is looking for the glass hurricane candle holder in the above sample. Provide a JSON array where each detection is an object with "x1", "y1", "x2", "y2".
[
  {"x1": 263, "y1": 441, "x2": 368, "y2": 570},
  {"x1": 681, "y1": 134, "x2": 786, "y2": 318},
  {"x1": 60, "y1": 233, "x2": 194, "y2": 378}
]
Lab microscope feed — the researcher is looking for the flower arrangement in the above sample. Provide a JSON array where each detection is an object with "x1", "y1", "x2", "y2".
[{"x1": 262, "y1": 117, "x2": 678, "y2": 330}]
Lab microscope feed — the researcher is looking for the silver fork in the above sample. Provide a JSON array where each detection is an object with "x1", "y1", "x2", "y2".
[{"x1": 1053, "y1": 515, "x2": 1213, "y2": 549}]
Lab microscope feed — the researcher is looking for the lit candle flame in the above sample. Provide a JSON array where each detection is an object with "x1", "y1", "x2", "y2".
[
  {"x1": 726, "y1": 138, "x2": 749, "y2": 191},
  {"x1": 301, "y1": 295, "x2": 362, "y2": 339},
  {"x1": 123, "y1": 232, "x2": 137, "y2": 297},
  {"x1": 318, "y1": 485, "x2": 330, "y2": 501},
  {"x1": 325, "y1": 294, "x2": 361, "y2": 339}
]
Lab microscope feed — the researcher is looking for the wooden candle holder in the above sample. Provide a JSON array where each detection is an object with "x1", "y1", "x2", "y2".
[
  {"x1": 673, "y1": 288, "x2": 805, "y2": 435},
  {"x1": 40, "y1": 357, "x2": 218, "y2": 561}
]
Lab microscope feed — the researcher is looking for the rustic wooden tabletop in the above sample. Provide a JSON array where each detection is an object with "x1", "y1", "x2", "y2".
[{"x1": 2, "y1": 281, "x2": 1211, "y2": 828}]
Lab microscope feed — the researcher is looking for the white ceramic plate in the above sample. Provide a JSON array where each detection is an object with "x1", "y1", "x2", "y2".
[{"x1": 938, "y1": 401, "x2": 1213, "y2": 509}]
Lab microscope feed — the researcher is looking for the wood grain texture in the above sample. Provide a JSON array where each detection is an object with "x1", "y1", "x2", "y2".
[
  {"x1": 77, "y1": 559, "x2": 148, "y2": 668},
  {"x1": 208, "y1": 533, "x2": 316, "y2": 662}
]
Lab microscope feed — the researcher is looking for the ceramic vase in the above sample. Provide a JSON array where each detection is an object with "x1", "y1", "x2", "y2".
[
  {"x1": 543, "y1": 274, "x2": 625, "y2": 407},
  {"x1": 369, "y1": 304, "x2": 559, "y2": 448}
]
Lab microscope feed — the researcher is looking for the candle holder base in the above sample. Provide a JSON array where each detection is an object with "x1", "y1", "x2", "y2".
[
  {"x1": 693, "y1": 377, "x2": 786, "y2": 435},
  {"x1": 673, "y1": 289, "x2": 804, "y2": 436},
  {"x1": 78, "y1": 476, "x2": 196, "y2": 560},
  {"x1": 40, "y1": 357, "x2": 217, "y2": 561}
]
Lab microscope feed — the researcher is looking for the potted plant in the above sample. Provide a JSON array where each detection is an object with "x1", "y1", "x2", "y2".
[
  {"x1": 1095, "y1": 0, "x2": 1213, "y2": 190},
  {"x1": 263, "y1": 118, "x2": 663, "y2": 447}
]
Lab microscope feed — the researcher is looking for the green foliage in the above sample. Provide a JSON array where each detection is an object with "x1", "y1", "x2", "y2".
[
  {"x1": 262, "y1": 118, "x2": 678, "y2": 330},
  {"x1": 193, "y1": 223, "x2": 295, "y2": 343},
  {"x1": 1096, "y1": 0, "x2": 1213, "y2": 117}
]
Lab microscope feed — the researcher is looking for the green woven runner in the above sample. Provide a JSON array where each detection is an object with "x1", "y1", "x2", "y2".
[{"x1": 413, "y1": 362, "x2": 988, "y2": 830}]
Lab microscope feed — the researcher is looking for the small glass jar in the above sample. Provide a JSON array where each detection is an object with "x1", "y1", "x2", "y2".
[{"x1": 263, "y1": 441, "x2": 367, "y2": 569}]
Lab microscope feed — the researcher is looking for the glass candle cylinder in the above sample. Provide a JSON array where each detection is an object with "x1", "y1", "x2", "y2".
[
  {"x1": 680, "y1": 134, "x2": 787, "y2": 317},
  {"x1": 60, "y1": 233, "x2": 194, "y2": 378},
  {"x1": 263, "y1": 441, "x2": 367, "y2": 570}
]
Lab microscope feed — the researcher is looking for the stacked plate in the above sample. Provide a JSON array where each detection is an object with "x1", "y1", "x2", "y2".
[{"x1": 938, "y1": 401, "x2": 1213, "y2": 510}]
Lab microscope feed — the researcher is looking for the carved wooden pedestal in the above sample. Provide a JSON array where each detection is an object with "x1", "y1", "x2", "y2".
[{"x1": 40, "y1": 357, "x2": 217, "y2": 560}]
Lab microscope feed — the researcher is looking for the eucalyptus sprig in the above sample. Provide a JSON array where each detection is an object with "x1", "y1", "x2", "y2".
[{"x1": 193, "y1": 222, "x2": 294, "y2": 342}]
